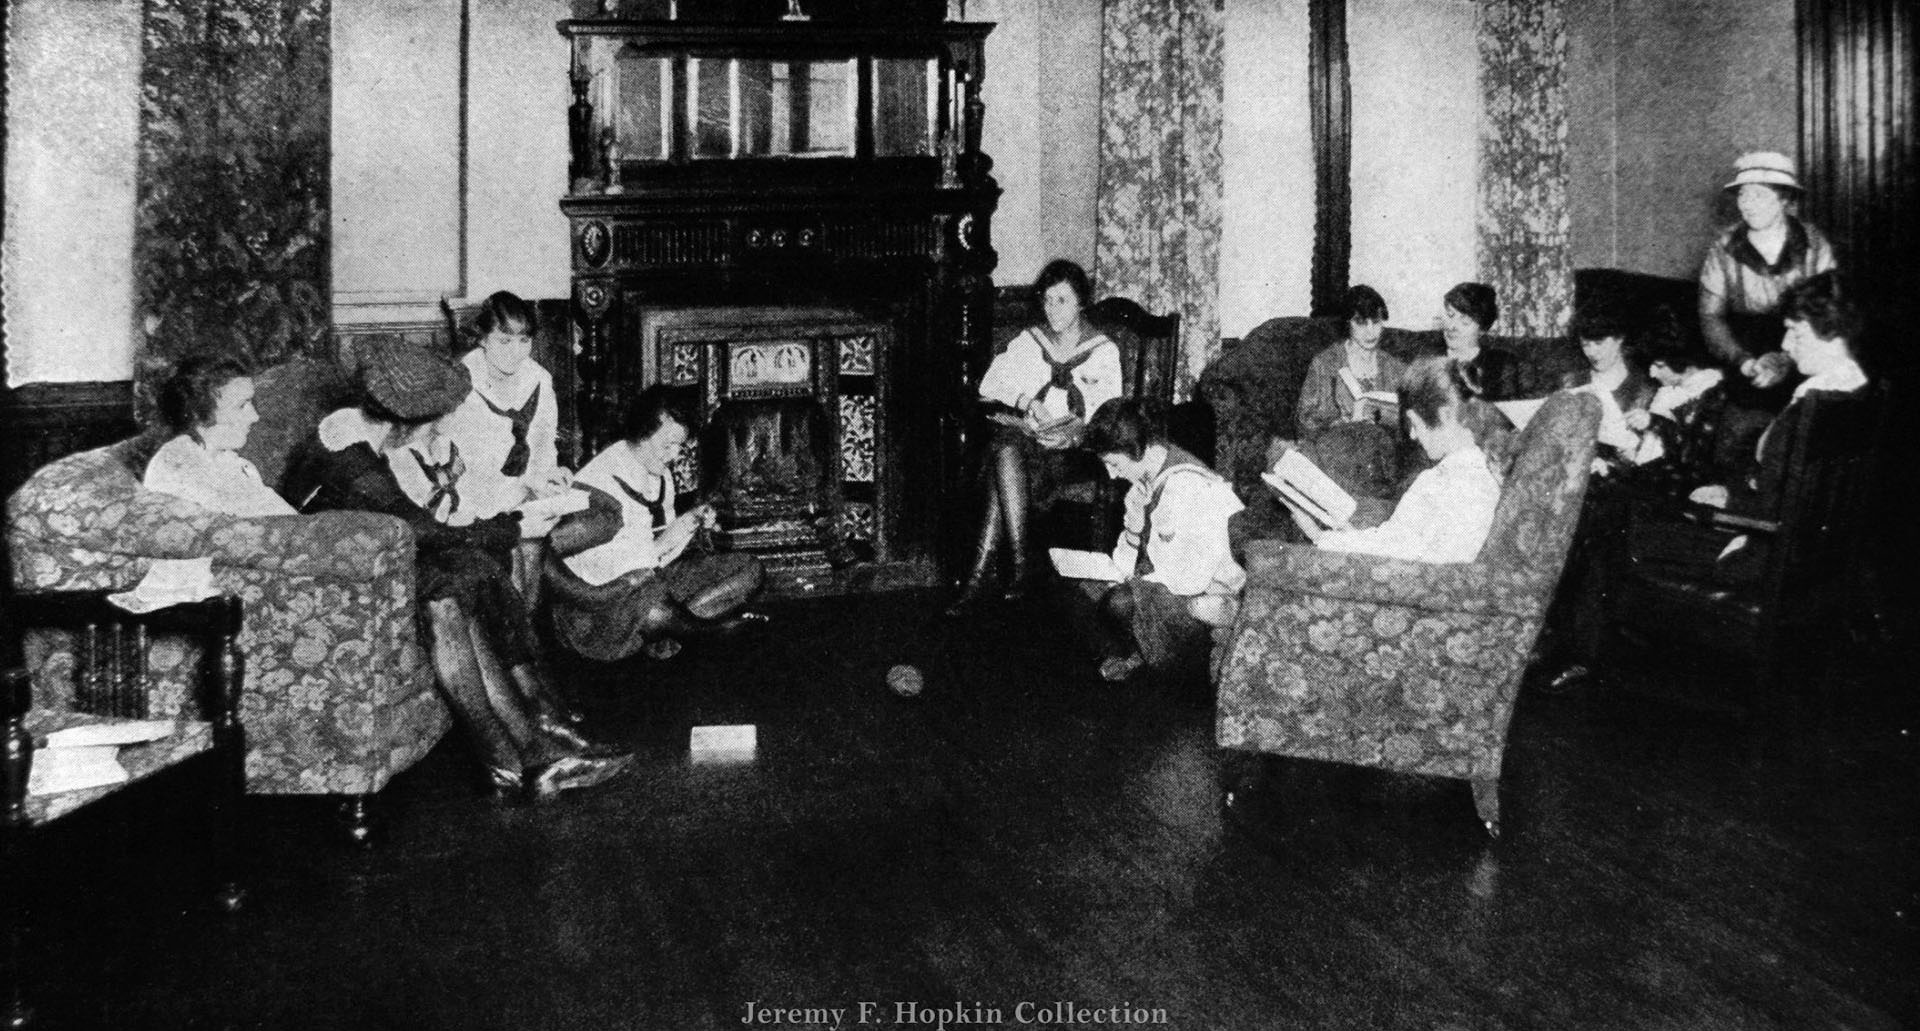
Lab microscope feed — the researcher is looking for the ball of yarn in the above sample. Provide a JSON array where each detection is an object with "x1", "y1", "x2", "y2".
[{"x1": 886, "y1": 663, "x2": 924, "y2": 698}]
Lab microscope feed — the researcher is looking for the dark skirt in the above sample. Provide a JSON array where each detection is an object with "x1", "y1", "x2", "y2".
[
  {"x1": 552, "y1": 551, "x2": 765, "y2": 663},
  {"x1": 990, "y1": 425, "x2": 1102, "y2": 504},
  {"x1": 419, "y1": 545, "x2": 540, "y2": 669}
]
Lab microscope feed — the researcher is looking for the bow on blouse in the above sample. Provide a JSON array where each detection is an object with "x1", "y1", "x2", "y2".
[
  {"x1": 478, "y1": 386, "x2": 542, "y2": 478},
  {"x1": 1042, "y1": 347, "x2": 1099, "y2": 419},
  {"x1": 613, "y1": 475, "x2": 669, "y2": 531},
  {"x1": 413, "y1": 441, "x2": 465, "y2": 518}
]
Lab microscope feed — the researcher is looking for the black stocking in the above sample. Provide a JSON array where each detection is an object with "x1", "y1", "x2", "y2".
[
  {"x1": 425, "y1": 599, "x2": 525, "y2": 775},
  {"x1": 993, "y1": 441, "x2": 1031, "y2": 584}
]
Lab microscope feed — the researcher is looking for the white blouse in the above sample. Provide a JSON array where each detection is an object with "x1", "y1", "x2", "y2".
[
  {"x1": 1319, "y1": 445, "x2": 1502, "y2": 564},
  {"x1": 564, "y1": 443, "x2": 676, "y2": 587},
  {"x1": 1109, "y1": 456, "x2": 1246, "y2": 597},
  {"x1": 439, "y1": 350, "x2": 561, "y2": 517},
  {"x1": 977, "y1": 328, "x2": 1123, "y2": 424},
  {"x1": 143, "y1": 435, "x2": 296, "y2": 518}
]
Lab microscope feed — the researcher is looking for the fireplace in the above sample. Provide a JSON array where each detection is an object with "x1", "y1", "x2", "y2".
[
  {"x1": 556, "y1": 16, "x2": 1001, "y2": 596},
  {"x1": 634, "y1": 306, "x2": 907, "y2": 591}
]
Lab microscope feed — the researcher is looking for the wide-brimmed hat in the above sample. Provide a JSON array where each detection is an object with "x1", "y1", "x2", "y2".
[
  {"x1": 1724, "y1": 151, "x2": 1801, "y2": 192},
  {"x1": 356, "y1": 339, "x2": 471, "y2": 422}
]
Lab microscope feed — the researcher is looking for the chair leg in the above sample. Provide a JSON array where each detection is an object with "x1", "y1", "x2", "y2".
[
  {"x1": 1470, "y1": 777, "x2": 1501, "y2": 839},
  {"x1": 338, "y1": 794, "x2": 379, "y2": 850},
  {"x1": 3, "y1": 826, "x2": 30, "y2": 1030},
  {"x1": 211, "y1": 632, "x2": 247, "y2": 914}
]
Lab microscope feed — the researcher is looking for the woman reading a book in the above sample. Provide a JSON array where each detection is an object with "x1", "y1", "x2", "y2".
[
  {"x1": 551, "y1": 385, "x2": 767, "y2": 663},
  {"x1": 1068, "y1": 397, "x2": 1245, "y2": 683},
  {"x1": 281, "y1": 339, "x2": 631, "y2": 803},
  {"x1": 1279, "y1": 356, "x2": 1503, "y2": 565},
  {"x1": 947, "y1": 259, "x2": 1123, "y2": 615},
  {"x1": 1295, "y1": 285, "x2": 1409, "y2": 438}
]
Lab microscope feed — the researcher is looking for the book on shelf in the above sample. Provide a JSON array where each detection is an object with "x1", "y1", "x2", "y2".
[
  {"x1": 1339, "y1": 368, "x2": 1400, "y2": 425},
  {"x1": 1048, "y1": 548, "x2": 1124, "y2": 583},
  {"x1": 1260, "y1": 448, "x2": 1358, "y2": 529}
]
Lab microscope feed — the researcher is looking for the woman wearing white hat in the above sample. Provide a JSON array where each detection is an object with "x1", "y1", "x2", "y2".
[{"x1": 1698, "y1": 151, "x2": 1838, "y2": 391}]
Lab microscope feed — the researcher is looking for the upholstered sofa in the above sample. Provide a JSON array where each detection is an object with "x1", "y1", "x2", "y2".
[
  {"x1": 1197, "y1": 318, "x2": 1587, "y2": 505},
  {"x1": 5, "y1": 354, "x2": 448, "y2": 802},
  {"x1": 1196, "y1": 269, "x2": 1699, "y2": 505}
]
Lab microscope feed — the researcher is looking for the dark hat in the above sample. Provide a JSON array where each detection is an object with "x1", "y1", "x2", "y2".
[{"x1": 356, "y1": 339, "x2": 471, "y2": 422}]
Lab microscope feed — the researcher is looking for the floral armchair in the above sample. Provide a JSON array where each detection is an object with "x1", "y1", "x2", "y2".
[
  {"x1": 6, "y1": 434, "x2": 447, "y2": 810},
  {"x1": 1213, "y1": 391, "x2": 1600, "y2": 835}
]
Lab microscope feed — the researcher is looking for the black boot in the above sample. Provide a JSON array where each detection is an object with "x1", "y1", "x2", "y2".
[
  {"x1": 510, "y1": 664, "x2": 629, "y2": 758},
  {"x1": 945, "y1": 477, "x2": 1006, "y2": 618},
  {"x1": 996, "y1": 443, "x2": 1037, "y2": 602}
]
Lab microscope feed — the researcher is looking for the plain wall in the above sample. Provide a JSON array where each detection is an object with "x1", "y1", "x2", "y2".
[
  {"x1": 1349, "y1": 0, "x2": 1481, "y2": 328},
  {"x1": 1567, "y1": 0, "x2": 1798, "y2": 278},
  {"x1": 2, "y1": 0, "x2": 145, "y2": 386}
]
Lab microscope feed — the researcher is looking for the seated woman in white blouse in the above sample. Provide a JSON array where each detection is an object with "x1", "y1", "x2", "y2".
[
  {"x1": 142, "y1": 356, "x2": 296, "y2": 517},
  {"x1": 1281, "y1": 355, "x2": 1503, "y2": 564},
  {"x1": 948, "y1": 260, "x2": 1123, "y2": 614}
]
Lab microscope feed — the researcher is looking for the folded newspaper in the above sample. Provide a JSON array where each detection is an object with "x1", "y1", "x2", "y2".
[{"x1": 109, "y1": 558, "x2": 218, "y2": 614}]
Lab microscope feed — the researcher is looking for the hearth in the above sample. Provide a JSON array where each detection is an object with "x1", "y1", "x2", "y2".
[{"x1": 634, "y1": 306, "x2": 900, "y2": 589}]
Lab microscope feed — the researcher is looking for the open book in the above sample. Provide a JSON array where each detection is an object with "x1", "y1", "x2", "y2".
[
  {"x1": 1338, "y1": 368, "x2": 1399, "y2": 425},
  {"x1": 1260, "y1": 448, "x2": 1358, "y2": 529},
  {"x1": 1049, "y1": 548, "x2": 1124, "y2": 582}
]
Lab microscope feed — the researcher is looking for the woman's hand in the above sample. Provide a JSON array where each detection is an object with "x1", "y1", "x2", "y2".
[
  {"x1": 1034, "y1": 414, "x2": 1084, "y2": 450},
  {"x1": 655, "y1": 510, "x2": 704, "y2": 564},
  {"x1": 1623, "y1": 408, "x2": 1652, "y2": 433},
  {"x1": 1688, "y1": 484, "x2": 1730, "y2": 509},
  {"x1": 531, "y1": 468, "x2": 574, "y2": 496},
  {"x1": 1744, "y1": 351, "x2": 1794, "y2": 389},
  {"x1": 518, "y1": 506, "x2": 565, "y2": 540}
]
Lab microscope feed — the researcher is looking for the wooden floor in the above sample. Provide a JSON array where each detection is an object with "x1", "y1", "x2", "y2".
[{"x1": 14, "y1": 588, "x2": 1918, "y2": 1030}]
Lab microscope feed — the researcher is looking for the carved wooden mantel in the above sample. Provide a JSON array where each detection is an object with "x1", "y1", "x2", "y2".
[{"x1": 559, "y1": 17, "x2": 998, "y2": 587}]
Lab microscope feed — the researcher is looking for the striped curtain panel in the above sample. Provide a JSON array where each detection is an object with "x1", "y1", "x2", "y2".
[
  {"x1": 1094, "y1": 0, "x2": 1226, "y2": 400},
  {"x1": 1477, "y1": 0, "x2": 1572, "y2": 338}
]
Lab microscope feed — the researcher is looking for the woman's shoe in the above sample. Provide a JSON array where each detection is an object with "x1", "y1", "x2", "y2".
[
  {"x1": 1099, "y1": 653, "x2": 1145, "y2": 683},
  {"x1": 536, "y1": 714, "x2": 630, "y2": 759},
  {"x1": 484, "y1": 764, "x2": 526, "y2": 804},
  {"x1": 527, "y1": 753, "x2": 634, "y2": 802}
]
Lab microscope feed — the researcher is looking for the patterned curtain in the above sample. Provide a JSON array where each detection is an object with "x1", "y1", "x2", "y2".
[
  {"x1": 134, "y1": 0, "x2": 331, "y2": 380},
  {"x1": 1477, "y1": 0, "x2": 1570, "y2": 338},
  {"x1": 1094, "y1": 0, "x2": 1225, "y2": 400}
]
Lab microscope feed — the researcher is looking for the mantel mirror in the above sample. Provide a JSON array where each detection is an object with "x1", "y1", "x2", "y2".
[{"x1": 568, "y1": 24, "x2": 967, "y2": 186}]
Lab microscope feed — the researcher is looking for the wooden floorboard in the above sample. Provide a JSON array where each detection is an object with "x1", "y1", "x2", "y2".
[{"x1": 12, "y1": 588, "x2": 1917, "y2": 1030}]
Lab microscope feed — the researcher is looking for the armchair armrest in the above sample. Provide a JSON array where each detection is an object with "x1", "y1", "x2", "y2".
[{"x1": 1242, "y1": 539, "x2": 1544, "y2": 619}]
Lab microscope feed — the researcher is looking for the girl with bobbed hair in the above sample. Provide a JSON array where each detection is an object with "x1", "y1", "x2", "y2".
[
  {"x1": 948, "y1": 258, "x2": 1124, "y2": 614},
  {"x1": 1295, "y1": 284, "x2": 1410, "y2": 438},
  {"x1": 441, "y1": 290, "x2": 575, "y2": 517},
  {"x1": 1074, "y1": 396, "x2": 1245, "y2": 683},
  {"x1": 142, "y1": 354, "x2": 297, "y2": 518},
  {"x1": 1436, "y1": 282, "x2": 1522, "y2": 402}
]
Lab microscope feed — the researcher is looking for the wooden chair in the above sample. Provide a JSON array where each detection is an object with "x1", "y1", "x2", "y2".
[
  {"x1": 979, "y1": 295, "x2": 1183, "y2": 553},
  {"x1": 1605, "y1": 384, "x2": 1887, "y2": 749},
  {"x1": 3, "y1": 592, "x2": 246, "y2": 1028}
]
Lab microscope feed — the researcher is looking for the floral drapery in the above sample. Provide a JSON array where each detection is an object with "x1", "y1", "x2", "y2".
[
  {"x1": 1477, "y1": 0, "x2": 1571, "y2": 338},
  {"x1": 1094, "y1": 0, "x2": 1225, "y2": 400},
  {"x1": 134, "y1": 0, "x2": 331, "y2": 376}
]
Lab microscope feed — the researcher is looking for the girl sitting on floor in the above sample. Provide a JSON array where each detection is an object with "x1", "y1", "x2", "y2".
[{"x1": 1074, "y1": 397, "x2": 1245, "y2": 683}]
